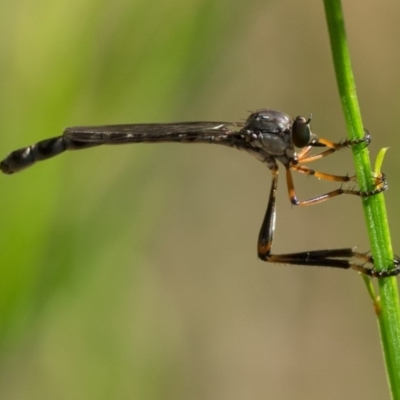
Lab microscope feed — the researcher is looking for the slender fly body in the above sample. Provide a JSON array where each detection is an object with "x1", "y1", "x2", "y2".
[{"x1": 1, "y1": 109, "x2": 397, "y2": 277}]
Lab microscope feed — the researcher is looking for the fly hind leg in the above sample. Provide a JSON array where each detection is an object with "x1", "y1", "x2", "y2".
[{"x1": 257, "y1": 166, "x2": 397, "y2": 277}]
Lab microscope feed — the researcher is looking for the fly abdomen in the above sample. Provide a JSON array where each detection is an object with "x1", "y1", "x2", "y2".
[{"x1": 0, "y1": 136, "x2": 99, "y2": 174}]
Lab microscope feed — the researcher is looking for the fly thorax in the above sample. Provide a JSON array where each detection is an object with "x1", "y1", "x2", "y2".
[
  {"x1": 285, "y1": 147, "x2": 296, "y2": 162},
  {"x1": 251, "y1": 132, "x2": 291, "y2": 156}
]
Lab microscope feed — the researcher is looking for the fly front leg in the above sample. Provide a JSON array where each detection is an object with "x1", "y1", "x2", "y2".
[
  {"x1": 298, "y1": 130, "x2": 371, "y2": 164},
  {"x1": 290, "y1": 127, "x2": 385, "y2": 196}
]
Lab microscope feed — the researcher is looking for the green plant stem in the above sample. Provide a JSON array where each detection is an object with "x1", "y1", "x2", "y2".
[{"x1": 323, "y1": 1, "x2": 400, "y2": 398}]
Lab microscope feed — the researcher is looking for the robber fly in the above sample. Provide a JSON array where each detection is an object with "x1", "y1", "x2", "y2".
[{"x1": 1, "y1": 108, "x2": 398, "y2": 277}]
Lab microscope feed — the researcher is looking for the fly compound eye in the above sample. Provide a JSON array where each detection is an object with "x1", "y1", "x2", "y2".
[{"x1": 292, "y1": 116, "x2": 312, "y2": 148}]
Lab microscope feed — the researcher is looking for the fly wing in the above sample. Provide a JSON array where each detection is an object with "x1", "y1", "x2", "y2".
[{"x1": 64, "y1": 122, "x2": 243, "y2": 144}]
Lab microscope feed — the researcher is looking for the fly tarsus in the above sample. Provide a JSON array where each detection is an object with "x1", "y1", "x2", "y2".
[
  {"x1": 344, "y1": 129, "x2": 372, "y2": 148},
  {"x1": 351, "y1": 253, "x2": 400, "y2": 278},
  {"x1": 358, "y1": 172, "x2": 388, "y2": 197}
]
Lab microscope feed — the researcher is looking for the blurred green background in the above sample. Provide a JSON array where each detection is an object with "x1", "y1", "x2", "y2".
[{"x1": 0, "y1": 1, "x2": 399, "y2": 399}]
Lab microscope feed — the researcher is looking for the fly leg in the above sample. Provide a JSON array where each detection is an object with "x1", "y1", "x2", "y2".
[
  {"x1": 287, "y1": 164, "x2": 387, "y2": 204},
  {"x1": 262, "y1": 247, "x2": 400, "y2": 278},
  {"x1": 294, "y1": 128, "x2": 386, "y2": 193},
  {"x1": 285, "y1": 167, "x2": 387, "y2": 206},
  {"x1": 299, "y1": 130, "x2": 371, "y2": 164},
  {"x1": 257, "y1": 166, "x2": 398, "y2": 277}
]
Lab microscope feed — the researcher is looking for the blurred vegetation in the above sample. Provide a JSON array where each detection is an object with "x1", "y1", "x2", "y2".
[{"x1": 0, "y1": 1, "x2": 399, "y2": 399}]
